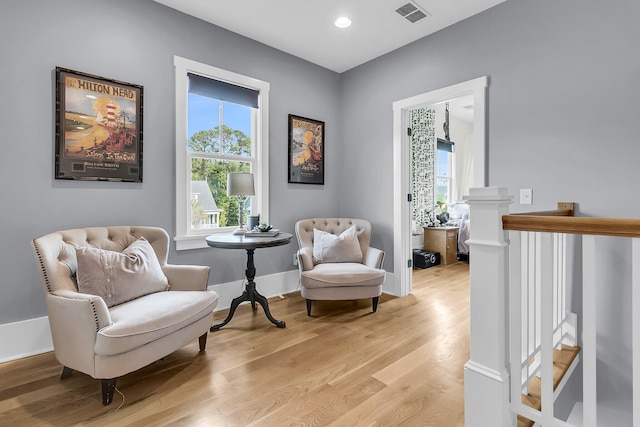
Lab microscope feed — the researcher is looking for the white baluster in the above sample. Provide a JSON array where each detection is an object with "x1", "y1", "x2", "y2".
[
  {"x1": 633, "y1": 238, "x2": 640, "y2": 427},
  {"x1": 583, "y1": 235, "x2": 598, "y2": 427},
  {"x1": 541, "y1": 232, "x2": 556, "y2": 425},
  {"x1": 509, "y1": 230, "x2": 523, "y2": 413},
  {"x1": 535, "y1": 232, "x2": 542, "y2": 366}
]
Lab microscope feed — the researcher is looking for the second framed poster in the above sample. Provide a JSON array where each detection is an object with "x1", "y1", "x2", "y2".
[{"x1": 288, "y1": 114, "x2": 324, "y2": 185}]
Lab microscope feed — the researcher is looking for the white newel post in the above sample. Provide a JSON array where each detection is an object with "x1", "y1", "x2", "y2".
[{"x1": 464, "y1": 187, "x2": 515, "y2": 427}]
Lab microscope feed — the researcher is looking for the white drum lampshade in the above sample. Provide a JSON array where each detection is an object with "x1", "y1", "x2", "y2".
[{"x1": 227, "y1": 173, "x2": 255, "y2": 234}]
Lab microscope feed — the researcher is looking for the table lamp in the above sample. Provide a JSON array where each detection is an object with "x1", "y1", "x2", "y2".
[{"x1": 227, "y1": 172, "x2": 255, "y2": 235}]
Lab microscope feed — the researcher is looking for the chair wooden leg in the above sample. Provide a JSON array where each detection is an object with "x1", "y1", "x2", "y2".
[
  {"x1": 199, "y1": 332, "x2": 208, "y2": 351},
  {"x1": 101, "y1": 378, "x2": 117, "y2": 406},
  {"x1": 372, "y1": 296, "x2": 379, "y2": 312},
  {"x1": 306, "y1": 299, "x2": 312, "y2": 316},
  {"x1": 60, "y1": 366, "x2": 73, "y2": 379}
]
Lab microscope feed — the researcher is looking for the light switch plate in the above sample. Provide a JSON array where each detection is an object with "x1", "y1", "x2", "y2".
[{"x1": 520, "y1": 188, "x2": 533, "y2": 205}]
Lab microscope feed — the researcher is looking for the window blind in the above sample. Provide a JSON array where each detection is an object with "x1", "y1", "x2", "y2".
[
  {"x1": 437, "y1": 138, "x2": 455, "y2": 153},
  {"x1": 188, "y1": 73, "x2": 259, "y2": 108}
]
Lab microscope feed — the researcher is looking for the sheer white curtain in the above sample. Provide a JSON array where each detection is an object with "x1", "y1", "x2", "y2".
[{"x1": 455, "y1": 133, "x2": 474, "y2": 200}]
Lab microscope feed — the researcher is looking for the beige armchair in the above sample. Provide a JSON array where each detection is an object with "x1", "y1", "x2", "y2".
[
  {"x1": 295, "y1": 218, "x2": 386, "y2": 315},
  {"x1": 31, "y1": 226, "x2": 218, "y2": 405}
]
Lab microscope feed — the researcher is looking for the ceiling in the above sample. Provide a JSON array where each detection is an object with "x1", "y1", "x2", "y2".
[{"x1": 154, "y1": 0, "x2": 506, "y2": 73}]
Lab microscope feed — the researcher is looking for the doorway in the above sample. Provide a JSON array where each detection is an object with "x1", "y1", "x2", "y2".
[{"x1": 392, "y1": 77, "x2": 488, "y2": 296}]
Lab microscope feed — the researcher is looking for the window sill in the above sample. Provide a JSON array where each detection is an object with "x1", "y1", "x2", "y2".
[{"x1": 174, "y1": 229, "x2": 232, "y2": 251}]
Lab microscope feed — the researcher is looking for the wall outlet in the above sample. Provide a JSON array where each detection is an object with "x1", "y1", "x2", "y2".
[
  {"x1": 293, "y1": 253, "x2": 298, "y2": 266},
  {"x1": 520, "y1": 188, "x2": 533, "y2": 205}
]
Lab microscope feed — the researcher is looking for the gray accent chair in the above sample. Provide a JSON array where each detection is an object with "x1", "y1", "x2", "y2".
[
  {"x1": 295, "y1": 218, "x2": 386, "y2": 315},
  {"x1": 31, "y1": 226, "x2": 218, "y2": 405}
]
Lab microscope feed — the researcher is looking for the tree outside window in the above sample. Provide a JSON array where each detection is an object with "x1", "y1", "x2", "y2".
[
  {"x1": 436, "y1": 149, "x2": 452, "y2": 212},
  {"x1": 188, "y1": 90, "x2": 255, "y2": 231}
]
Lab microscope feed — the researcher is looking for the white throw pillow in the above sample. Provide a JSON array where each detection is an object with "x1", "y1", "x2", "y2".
[
  {"x1": 76, "y1": 237, "x2": 169, "y2": 307},
  {"x1": 313, "y1": 225, "x2": 363, "y2": 264}
]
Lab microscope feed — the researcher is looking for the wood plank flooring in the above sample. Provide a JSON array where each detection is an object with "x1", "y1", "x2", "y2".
[{"x1": 0, "y1": 261, "x2": 469, "y2": 426}]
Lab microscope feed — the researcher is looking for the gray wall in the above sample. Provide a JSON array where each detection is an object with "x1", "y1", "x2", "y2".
[
  {"x1": 338, "y1": 0, "x2": 639, "y2": 419},
  {"x1": 0, "y1": 0, "x2": 341, "y2": 324},
  {"x1": 340, "y1": 0, "x2": 640, "y2": 260}
]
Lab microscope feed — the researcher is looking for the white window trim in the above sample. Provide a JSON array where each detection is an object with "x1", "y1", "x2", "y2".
[{"x1": 174, "y1": 56, "x2": 270, "y2": 250}]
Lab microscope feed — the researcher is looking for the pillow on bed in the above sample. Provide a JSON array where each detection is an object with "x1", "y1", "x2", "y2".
[
  {"x1": 76, "y1": 237, "x2": 169, "y2": 307},
  {"x1": 448, "y1": 202, "x2": 470, "y2": 220},
  {"x1": 313, "y1": 225, "x2": 363, "y2": 264}
]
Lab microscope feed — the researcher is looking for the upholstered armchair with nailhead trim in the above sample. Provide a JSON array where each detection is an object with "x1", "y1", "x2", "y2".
[
  {"x1": 31, "y1": 226, "x2": 218, "y2": 405},
  {"x1": 294, "y1": 218, "x2": 386, "y2": 316}
]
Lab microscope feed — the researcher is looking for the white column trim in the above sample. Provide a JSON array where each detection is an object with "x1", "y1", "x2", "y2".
[{"x1": 463, "y1": 186, "x2": 514, "y2": 427}]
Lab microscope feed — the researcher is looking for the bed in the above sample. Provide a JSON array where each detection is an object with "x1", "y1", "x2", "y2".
[{"x1": 443, "y1": 202, "x2": 470, "y2": 256}]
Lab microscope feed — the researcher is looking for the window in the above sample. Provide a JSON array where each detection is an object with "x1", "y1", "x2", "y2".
[
  {"x1": 174, "y1": 56, "x2": 270, "y2": 250},
  {"x1": 435, "y1": 141, "x2": 454, "y2": 209}
]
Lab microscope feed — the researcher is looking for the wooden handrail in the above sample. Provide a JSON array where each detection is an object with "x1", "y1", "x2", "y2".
[
  {"x1": 509, "y1": 202, "x2": 576, "y2": 217},
  {"x1": 502, "y1": 202, "x2": 640, "y2": 238}
]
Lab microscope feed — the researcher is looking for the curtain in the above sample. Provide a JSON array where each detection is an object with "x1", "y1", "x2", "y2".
[
  {"x1": 455, "y1": 133, "x2": 473, "y2": 200},
  {"x1": 411, "y1": 107, "x2": 436, "y2": 227}
]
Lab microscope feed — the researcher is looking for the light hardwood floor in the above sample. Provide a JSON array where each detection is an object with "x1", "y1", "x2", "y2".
[{"x1": 0, "y1": 261, "x2": 469, "y2": 426}]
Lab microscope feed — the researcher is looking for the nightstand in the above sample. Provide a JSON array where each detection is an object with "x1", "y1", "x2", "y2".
[{"x1": 422, "y1": 226, "x2": 459, "y2": 265}]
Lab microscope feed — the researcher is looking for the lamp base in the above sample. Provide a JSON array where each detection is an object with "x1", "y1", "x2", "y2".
[{"x1": 232, "y1": 227, "x2": 246, "y2": 235}]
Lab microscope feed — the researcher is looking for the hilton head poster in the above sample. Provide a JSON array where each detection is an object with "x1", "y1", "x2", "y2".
[{"x1": 55, "y1": 67, "x2": 143, "y2": 181}]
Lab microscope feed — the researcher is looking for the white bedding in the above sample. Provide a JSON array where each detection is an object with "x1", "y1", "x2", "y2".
[{"x1": 445, "y1": 202, "x2": 470, "y2": 255}]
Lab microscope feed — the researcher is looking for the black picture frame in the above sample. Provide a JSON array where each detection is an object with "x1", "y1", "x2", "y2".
[
  {"x1": 55, "y1": 67, "x2": 143, "y2": 182},
  {"x1": 288, "y1": 114, "x2": 324, "y2": 185}
]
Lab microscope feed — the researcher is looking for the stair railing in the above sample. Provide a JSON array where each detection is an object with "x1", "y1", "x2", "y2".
[
  {"x1": 464, "y1": 187, "x2": 640, "y2": 427},
  {"x1": 505, "y1": 205, "x2": 578, "y2": 426}
]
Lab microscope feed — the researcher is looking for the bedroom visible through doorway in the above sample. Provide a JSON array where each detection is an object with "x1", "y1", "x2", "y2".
[
  {"x1": 392, "y1": 76, "x2": 488, "y2": 297},
  {"x1": 409, "y1": 97, "x2": 474, "y2": 258}
]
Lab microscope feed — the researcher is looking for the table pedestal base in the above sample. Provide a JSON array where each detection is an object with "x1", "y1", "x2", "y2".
[{"x1": 210, "y1": 248, "x2": 286, "y2": 331}]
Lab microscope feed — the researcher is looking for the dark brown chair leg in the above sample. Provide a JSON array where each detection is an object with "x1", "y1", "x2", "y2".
[
  {"x1": 306, "y1": 299, "x2": 312, "y2": 316},
  {"x1": 61, "y1": 366, "x2": 73, "y2": 379},
  {"x1": 102, "y1": 378, "x2": 117, "y2": 406},
  {"x1": 372, "y1": 296, "x2": 379, "y2": 312},
  {"x1": 199, "y1": 332, "x2": 208, "y2": 351}
]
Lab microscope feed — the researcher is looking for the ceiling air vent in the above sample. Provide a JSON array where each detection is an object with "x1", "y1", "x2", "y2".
[{"x1": 395, "y1": 2, "x2": 429, "y2": 23}]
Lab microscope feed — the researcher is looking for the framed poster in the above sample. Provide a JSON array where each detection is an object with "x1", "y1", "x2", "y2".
[
  {"x1": 288, "y1": 114, "x2": 324, "y2": 185},
  {"x1": 55, "y1": 67, "x2": 143, "y2": 182}
]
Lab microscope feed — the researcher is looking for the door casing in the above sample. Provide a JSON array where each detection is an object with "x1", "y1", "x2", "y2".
[{"x1": 392, "y1": 76, "x2": 489, "y2": 296}]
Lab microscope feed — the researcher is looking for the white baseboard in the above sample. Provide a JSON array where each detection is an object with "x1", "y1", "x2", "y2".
[
  {"x1": 208, "y1": 269, "x2": 301, "y2": 310},
  {"x1": 0, "y1": 270, "x2": 395, "y2": 364},
  {"x1": 382, "y1": 272, "x2": 395, "y2": 295},
  {"x1": 0, "y1": 316, "x2": 54, "y2": 364},
  {"x1": 0, "y1": 270, "x2": 302, "y2": 364},
  {"x1": 212, "y1": 271, "x2": 395, "y2": 308}
]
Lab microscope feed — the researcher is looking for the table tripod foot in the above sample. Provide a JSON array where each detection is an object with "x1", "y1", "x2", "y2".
[
  {"x1": 210, "y1": 290, "x2": 248, "y2": 331},
  {"x1": 253, "y1": 290, "x2": 286, "y2": 329}
]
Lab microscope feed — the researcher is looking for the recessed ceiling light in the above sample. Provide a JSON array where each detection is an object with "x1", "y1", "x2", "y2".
[{"x1": 334, "y1": 16, "x2": 351, "y2": 28}]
